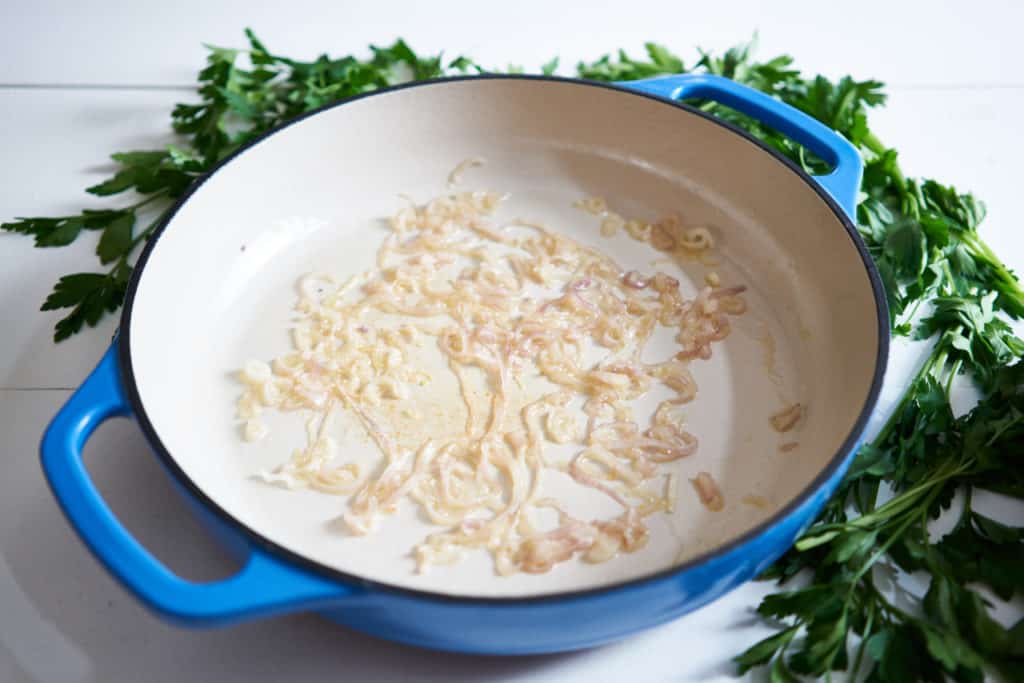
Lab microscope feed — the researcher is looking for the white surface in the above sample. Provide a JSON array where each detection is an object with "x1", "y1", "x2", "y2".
[
  {"x1": 1, "y1": 0, "x2": 1023, "y2": 87},
  {"x1": 1, "y1": 1, "x2": 1022, "y2": 680}
]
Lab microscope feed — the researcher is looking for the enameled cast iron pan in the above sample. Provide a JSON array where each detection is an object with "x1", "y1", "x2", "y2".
[{"x1": 42, "y1": 74, "x2": 887, "y2": 654}]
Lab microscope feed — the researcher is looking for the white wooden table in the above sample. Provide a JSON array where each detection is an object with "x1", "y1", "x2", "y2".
[{"x1": 2, "y1": 2, "x2": 1022, "y2": 681}]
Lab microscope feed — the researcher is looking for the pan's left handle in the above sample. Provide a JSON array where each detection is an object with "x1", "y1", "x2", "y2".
[
  {"x1": 40, "y1": 343, "x2": 357, "y2": 626},
  {"x1": 618, "y1": 74, "x2": 863, "y2": 219}
]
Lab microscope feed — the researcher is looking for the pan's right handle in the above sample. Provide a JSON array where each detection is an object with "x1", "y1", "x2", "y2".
[
  {"x1": 619, "y1": 74, "x2": 863, "y2": 219},
  {"x1": 41, "y1": 343, "x2": 357, "y2": 626}
]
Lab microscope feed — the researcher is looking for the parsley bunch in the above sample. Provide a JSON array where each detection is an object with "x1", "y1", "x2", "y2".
[
  {"x1": 2, "y1": 30, "x2": 480, "y2": 340},
  {"x1": 580, "y1": 42, "x2": 1024, "y2": 681},
  {"x1": 6, "y1": 32, "x2": 1023, "y2": 681}
]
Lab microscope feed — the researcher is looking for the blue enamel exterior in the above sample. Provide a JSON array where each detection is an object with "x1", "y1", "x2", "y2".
[
  {"x1": 39, "y1": 345, "x2": 352, "y2": 626},
  {"x1": 40, "y1": 74, "x2": 876, "y2": 654},
  {"x1": 620, "y1": 74, "x2": 863, "y2": 217}
]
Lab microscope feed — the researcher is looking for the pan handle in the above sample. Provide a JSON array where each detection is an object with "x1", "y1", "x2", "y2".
[
  {"x1": 40, "y1": 343, "x2": 355, "y2": 626},
  {"x1": 619, "y1": 74, "x2": 863, "y2": 218}
]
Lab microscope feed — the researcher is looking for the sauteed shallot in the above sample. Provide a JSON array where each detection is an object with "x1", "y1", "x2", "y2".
[{"x1": 236, "y1": 174, "x2": 750, "y2": 576}]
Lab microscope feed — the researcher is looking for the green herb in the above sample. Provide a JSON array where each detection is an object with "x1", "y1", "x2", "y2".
[
  {"x1": 578, "y1": 41, "x2": 1024, "y2": 681},
  {"x1": 5, "y1": 32, "x2": 1024, "y2": 680},
  {"x1": 2, "y1": 31, "x2": 482, "y2": 340}
]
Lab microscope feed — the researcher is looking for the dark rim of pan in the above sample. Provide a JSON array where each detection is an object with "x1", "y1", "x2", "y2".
[{"x1": 118, "y1": 74, "x2": 890, "y2": 606}]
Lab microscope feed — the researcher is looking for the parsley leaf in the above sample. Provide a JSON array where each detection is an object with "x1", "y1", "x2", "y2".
[{"x1": 41, "y1": 265, "x2": 130, "y2": 341}]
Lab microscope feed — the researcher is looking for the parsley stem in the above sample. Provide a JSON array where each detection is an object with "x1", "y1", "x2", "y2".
[
  {"x1": 875, "y1": 459, "x2": 969, "y2": 516},
  {"x1": 862, "y1": 577, "x2": 915, "y2": 623},
  {"x1": 128, "y1": 208, "x2": 171, "y2": 253},
  {"x1": 807, "y1": 457, "x2": 968, "y2": 538},
  {"x1": 850, "y1": 600, "x2": 876, "y2": 678},
  {"x1": 848, "y1": 485, "x2": 938, "y2": 588},
  {"x1": 985, "y1": 413, "x2": 1023, "y2": 447},
  {"x1": 950, "y1": 487, "x2": 974, "y2": 537},
  {"x1": 870, "y1": 339, "x2": 947, "y2": 448},
  {"x1": 127, "y1": 191, "x2": 169, "y2": 212},
  {"x1": 945, "y1": 357, "x2": 963, "y2": 398},
  {"x1": 862, "y1": 131, "x2": 906, "y2": 187},
  {"x1": 961, "y1": 231, "x2": 1024, "y2": 314}
]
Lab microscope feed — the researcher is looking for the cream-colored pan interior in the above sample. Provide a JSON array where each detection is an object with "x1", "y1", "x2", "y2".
[{"x1": 126, "y1": 78, "x2": 881, "y2": 597}]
